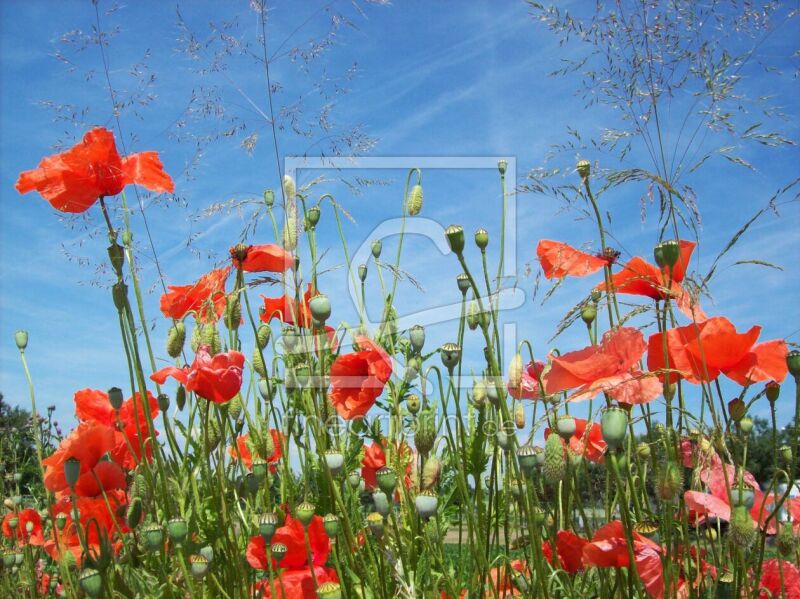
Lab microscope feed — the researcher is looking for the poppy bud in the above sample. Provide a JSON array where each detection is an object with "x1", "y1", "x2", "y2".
[
  {"x1": 508, "y1": 353, "x2": 523, "y2": 389},
  {"x1": 225, "y1": 296, "x2": 241, "y2": 331},
  {"x1": 167, "y1": 518, "x2": 188, "y2": 545},
  {"x1": 440, "y1": 343, "x2": 461, "y2": 371},
  {"x1": 653, "y1": 240, "x2": 681, "y2": 270},
  {"x1": 372, "y1": 491, "x2": 390, "y2": 517},
  {"x1": 201, "y1": 324, "x2": 221, "y2": 355},
  {"x1": 517, "y1": 445, "x2": 537, "y2": 472},
  {"x1": 765, "y1": 381, "x2": 780, "y2": 402},
  {"x1": 415, "y1": 490, "x2": 438, "y2": 520},
  {"x1": 107, "y1": 387, "x2": 124, "y2": 411},
  {"x1": 258, "y1": 513, "x2": 279, "y2": 542},
  {"x1": 787, "y1": 350, "x2": 800, "y2": 379},
  {"x1": 704, "y1": 527, "x2": 718, "y2": 541},
  {"x1": 402, "y1": 393, "x2": 419, "y2": 415},
  {"x1": 600, "y1": 407, "x2": 628, "y2": 450},
  {"x1": 317, "y1": 581, "x2": 343, "y2": 599},
  {"x1": 295, "y1": 502, "x2": 316, "y2": 527},
  {"x1": 358, "y1": 264, "x2": 368, "y2": 282},
  {"x1": 64, "y1": 457, "x2": 81, "y2": 490},
  {"x1": 271, "y1": 542, "x2": 288, "y2": 564},
  {"x1": 474, "y1": 228, "x2": 489, "y2": 250},
  {"x1": 738, "y1": 416, "x2": 753, "y2": 435},
  {"x1": 205, "y1": 418, "x2": 221, "y2": 453},
  {"x1": 576, "y1": 160, "x2": 590, "y2": 179},
  {"x1": 590, "y1": 289, "x2": 602, "y2": 303},
  {"x1": 306, "y1": 206, "x2": 321, "y2": 228},
  {"x1": 729, "y1": 505, "x2": 756, "y2": 548},
  {"x1": 371, "y1": 240, "x2": 382, "y2": 259},
  {"x1": 175, "y1": 385, "x2": 187, "y2": 411},
  {"x1": 496, "y1": 159, "x2": 507, "y2": 175},
  {"x1": 728, "y1": 398, "x2": 746, "y2": 422},
  {"x1": 367, "y1": 512, "x2": 384, "y2": 538},
  {"x1": 445, "y1": 225, "x2": 465, "y2": 254},
  {"x1": 557, "y1": 415, "x2": 577, "y2": 440},
  {"x1": 777, "y1": 522, "x2": 796, "y2": 557},
  {"x1": 581, "y1": 305, "x2": 597, "y2": 326},
  {"x1": 323, "y1": 450, "x2": 344, "y2": 477},
  {"x1": 655, "y1": 462, "x2": 683, "y2": 502},
  {"x1": 252, "y1": 348, "x2": 267, "y2": 378},
  {"x1": 514, "y1": 403, "x2": 525, "y2": 429},
  {"x1": 197, "y1": 545, "x2": 214, "y2": 564},
  {"x1": 282, "y1": 326, "x2": 300, "y2": 353},
  {"x1": 14, "y1": 330, "x2": 28, "y2": 351},
  {"x1": 323, "y1": 513, "x2": 340, "y2": 538},
  {"x1": 406, "y1": 184, "x2": 423, "y2": 216},
  {"x1": 421, "y1": 456, "x2": 441, "y2": 489},
  {"x1": 79, "y1": 569, "x2": 102, "y2": 598},
  {"x1": 347, "y1": 471, "x2": 361, "y2": 489},
  {"x1": 309, "y1": 294, "x2": 331, "y2": 323},
  {"x1": 636, "y1": 442, "x2": 651, "y2": 459},
  {"x1": 415, "y1": 409, "x2": 436, "y2": 455},
  {"x1": 543, "y1": 434, "x2": 565, "y2": 484},
  {"x1": 255, "y1": 324, "x2": 271, "y2": 350},
  {"x1": 126, "y1": 497, "x2": 143, "y2": 528},
  {"x1": 112, "y1": 281, "x2": 128, "y2": 312},
  {"x1": 467, "y1": 300, "x2": 481, "y2": 330},
  {"x1": 486, "y1": 379, "x2": 503, "y2": 406}
]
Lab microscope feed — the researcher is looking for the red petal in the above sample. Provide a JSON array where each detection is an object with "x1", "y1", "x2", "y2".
[{"x1": 537, "y1": 240, "x2": 606, "y2": 279}]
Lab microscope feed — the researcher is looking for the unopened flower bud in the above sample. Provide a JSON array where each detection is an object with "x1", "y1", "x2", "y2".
[
  {"x1": 543, "y1": 434, "x2": 565, "y2": 484},
  {"x1": 167, "y1": 322, "x2": 186, "y2": 358},
  {"x1": 256, "y1": 324, "x2": 271, "y2": 350},
  {"x1": 508, "y1": 354, "x2": 523, "y2": 388},
  {"x1": 282, "y1": 175, "x2": 296, "y2": 201},
  {"x1": 729, "y1": 505, "x2": 756, "y2": 548},
  {"x1": 126, "y1": 497, "x2": 143, "y2": 528},
  {"x1": 421, "y1": 455, "x2": 441, "y2": 489},
  {"x1": 467, "y1": 300, "x2": 481, "y2": 330},
  {"x1": 444, "y1": 225, "x2": 465, "y2": 254},
  {"x1": 175, "y1": 385, "x2": 187, "y2": 411},
  {"x1": 406, "y1": 184, "x2": 423, "y2": 216},
  {"x1": 655, "y1": 462, "x2": 683, "y2": 502},
  {"x1": 472, "y1": 379, "x2": 487, "y2": 407},
  {"x1": 728, "y1": 398, "x2": 746, "y2": 422},
  {"x1": 738, "y1": 416, "x2": 753, "y2": 435}
]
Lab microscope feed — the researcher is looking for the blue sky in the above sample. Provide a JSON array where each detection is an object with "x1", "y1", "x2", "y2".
[{"x1": 1, "y1": 0, "x2": 799, "y2": 436}]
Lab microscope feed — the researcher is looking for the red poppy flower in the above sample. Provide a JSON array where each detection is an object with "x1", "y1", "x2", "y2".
[
  {"x1": 597, "y1": 241, "x2": 705, "y2": 320},
  {"x1": 42, "y1": 421, "x2": 127, "y2": 497},
  {"x1": 544, "y1": 327, "x2": 663, "y2": 405},
  {"x1": 508, "y1": 361, "x2": 546, "y2": 400},
  {"x1": 44, "y1": 490, "x2": 128, "y2": 566},
  {"x1": 229, "y1": 430, "x2": 283, "y2": 471},
  {"x1": 246, "y1": 513, "x2": 330, "y2": 570},
  {"x1": 160, "y1": 267, "x2": 230, "y2": 325},
  {"x1": 151, "y1": 345, "x2": 244, "y2": 404},
  {"x1": 329, "y1": 336, "x2": 392, "y2": 420},
  {"x1": 647, "y1": 316, "x2": 785, "y2": 386},
  {"x1": 542, "y1": 530, "x2": 589, "y2": 574},
  {"x1": 544, "y1": 418, "x2": 606, "y2": 464},
  {"x1": 2, "y1": 508, "x2": 44, "y2": 546},
  {"x1": 582, "y1": 521, "x2": 664, "y2": 598},
  {"x1": 15, "y1": 127, "x2": 173, "y2": 213},
  {"x1": 254, "y1": 566, "x2": 339, "y2": 599},
  {"x1": 231, "y1": 244, "x2": 295, "y2": 273},
  {"x1": 361, "y1": 440, "x2": 413, "y2": 491},
  {"x1": 261, "y1": 283, "x2": 317, "y2": 328},
  {"x1": 74, "y1": 388, "x2": 159, "y2": 469},
  {"x1": 759, "y1": 559, "x2": 800, "y2": 599},
  {"x1": 537, "y1": 240, "x2": 609, "y2": 279}
]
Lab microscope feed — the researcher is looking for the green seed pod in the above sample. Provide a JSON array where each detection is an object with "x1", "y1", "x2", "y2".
[
  {"x1": 317, "y1": 581, "x2": 343, "y2": 599},
  {"x1": 366, "y1": 512, "x2": 384, "y2": 538},
  {"x1": 408, "y1": 325, "x2": 425, "y2": 353},
  {"x1": 444, "y1": 225, "x2": 465, "y2": 254},
  {"x1": 166, "y1": 517, "x2": 189, "y2": 545},
  {"x1": 777, "y1": 522, "x2": 796, "y2": 557},
  {"x1": 581, "y1": 305, "x2": 597, "y2": 326},
  {"x1": 600, "y1": 407, "x2": 628, "y2": 450},
  {"x1": 107, "y1": 387, "x2": 124, "y2": 411},
  {"x1": 456, "y1": 273, "x2": 470, "y2": 295},
  {"x1": 440, "y1": 343, "x2": 461, "y2": 370},
  {"x1": 556, "y1": 415, "x2": 577, "y2": 439},
  {"x1": 295, "y1": 502, "x2": 316, "y2": 527},
  {"x1": 323, "y1": 450, "x2": 344, "y2": 477},
  {"x1": 271, "y1": 542, "x2": 288, "y2": 564},
  {"x1": 728, "y1": 398, "x2": 746, "y2": 422},
  {"x1": 497, "y1": 160, "x2": 508, "y2": 175},
  {"x1": 263, "y1": 189, "x2": 275, "y2": 207},
  {"x1": 175, "y1": 385, "x2": 187, "y2": 411},
  {"x1": 64, "y1": 457, "x2": 81, "y2": 490},
  {"x1": 407, "y1": 394, "x2": 420, "y2": 415},
  {"x1": 653, "y1": 240, "x2": 681, "y2": 270},
  {"x1": 347, "y1": 471, "x2": 361, "y2": 489},
  {"x1": 14, "y1": 330, "x2": 28, "y2": 351},
  {"x1": 421, "y1": 455, "x2": 441, "y2": 489},
  {"x1": 371, "y1": 240, "x2": 382, "y2": 259},
  {"x1": 787, "y1": 350, "x2": 800, "y2": 379},
  {"x1": 655, "y1": 462, "x2": 683, "y2": 502},
  {"x1": 358, "y1": 263, "x2": 367, "y2": 282},
  {"x1": 306, "y1": 206, "x2": 321, "y2": 228},
  {"x1": 323, "y1": 514, "x2": 340, "y2": 539},
  {"x1": 415, "y1": 490, "x2": 438, "y2": 520},
  {"x1": 126, "y1": 497, "x2": 143, "y2": 528},
  {"x1": 517, "y1": 445, "x2": 537, "y2": 472},
  {"x1": 543, "y1": 433, "x2": 566, "y2": 484},
  {"x1": 474, "y1": 228, "x2": 489, "y2": 250},
  {"x1": 576, "y1": 159, "x2": 590, "y2": 179},
  {"x1": 79, "y1": 568, "x2": 103, "y2": 598},
  {"x1": 728, "y1": 505, "x2": 756, "y2": 548},
  {"x1": 166, "y1": 322, "x2": 186, "y2": 358},
  {"x1": 636, "y1": 442, "x2": 651, "y2": 459},
  {"x1": 309, "y1": 294, "x2": 331, "y2": 323},
  {"x1": 258, "y1": 513, "x2": 279, "y2": 542},
  {"x1": 372, "y1": 491, "x2": 390, "y2": 517},
  {"x1": 190, "y1": 554, "x2": 209, "y2": 579},
  {"x1": 738, "y1": 416, "x2": 753, "y2": 435},
  {"x1": 406, "y1": 184, "x2": 423, "y2": 216}
]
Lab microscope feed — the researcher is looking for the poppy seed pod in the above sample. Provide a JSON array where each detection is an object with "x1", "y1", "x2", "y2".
[
  {"x1": 199, "y1": 545, "x2": 214, "y2": 564},
  {"x1": 581, "y1": 305, "x2": 597, "y2": 326},
  {"x1": 415, "y1": 490, "x2": 438, "y2": 520},
  {"x1": 407, "y1": 184, "x2": 423, "y2": 216},
  {"x1": 270, "y1": 542, "x2": 288, "y2": 564},
  {"x1": 467, "y1": 300, "x2": 481, "y2": 330},
  {"x1": 14, "y1": 330, "x2": 28, "y2": 351},
  {"x1": 79, "y1": 569, "x2": 102, "y2": 598},
  {"x1": 306, "y1": 206, "x2": 321, "y2": 228},
  {"x1": 7, "y1": 516, "x2": 18, "y2": 530},
  {"x1": 55, "y1": 512, "x2": 68, "y2": 531},
  {"x1": 295, "y1": 502, "x2": 316, "y2": 527},
  {"x1": 576, "y1": 159, "x2": 591, "y2": 179},
  {"x1": 517, "y1": 445, "x2": 537, "y2": 472},
  {"x1": 189, "y1": 554, "x2": 209, "y2": 579},
  {"x1": 366, "y1": 512, "x2": 384, "y2": 538},
  {"x1": 372, "y1": 491, "x2": 390, "y2": 517},
  {"x1": 347, "y1": 471, "x2": 361, "y2": 489},
  {"x1": 440, "y1": 343, "x2": 461, "y2": 371},
  {"x1": 655, "y1": 462, "x2": 683, "y2": 502},
  {"x1": 738, "y1": 416, "x2": 753, "y2": 435},
  {"x1": 358, "y1": 263, "x2": 368, "y2": 282},
  {"x1": 107, "y1": 387, "x2": 124, "y2": 411},
  {"x1": 1, "y1": 551, "x2": 14, "y2": 569},
  {"x1": 317, "y1": 581, "x2": 343, "y2": 599},
  {"x1": 497, "y1": 160, "x2": 507, "y2": 175},
  {"x1": 406, "y1": 394, "x2": 421, "y2": 415},
  {"x1": 63, "y1": 457, "x2": 81, "y2": 490},
  {"x1": 600, "y1": 407, "x2": 628, "y2": 450},
  {"x1": 474, "y1": 228, "x2": 489, "y2": 250},
  {"x1": 496, "y1": 430, "x2": 512, "y2": 451},
  {"x1": 787, "y1": 350, "x2": 800, "y2": 379},
  {"x1": 258, "y1": 513, "x2": 279, "y2": 542},
  {"x1": 167, "y1": 517, "x2": 189, "y2": 545},
  {"x1": 309, "y1": 294, "x2": 331, "y2": 323},
  {"x1": 445, "y1": 225, "x2": 465, "y2": 254},
  {"x1": 728, "y1": 398, "x2": 746, "y2": 422},
  {"x1": 653, "y1": 240, "x2": 681, "y2": 270},
  {"x1": 263, "y1": 189, "x2": 275, "y2": 207},
  {"x1": 556, "y1": 415, "x2": 577, "y2": 440},
  {"x1": 408, "y1": 325, "x2": 425, "y2": 353},
  {"x1": 371, "y1": 240, "x2": 382, "y2": 259},
  {"x1": 323, "y1": 513, "x2": 340, "y2": 539},
  {"x1": 376, "y1": 467, "x2": 397, "y2": 496},
  {"x1": 765, "y1": 381, "x2": 780, "y2": 402},
  {"x1": 157, "y1": 393, "x2": 170, "y2": 413},
  {"x1": 780, "y1": 445, "x2": 792, "y2": 463},
  {"x1": 323, "y1": 450, "x2": 344, "y2": 477},
  {"x1": 636, "y1": 442, "x2": 651, "y2": 459}
]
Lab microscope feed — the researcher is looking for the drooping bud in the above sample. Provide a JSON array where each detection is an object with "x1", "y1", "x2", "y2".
[
  {"x1": 406, "y1": 184, "x2": 423, "y2": 216},
  {"x1": 256, "y1": 324, "x2": 271, "y2": 349},
  {"x1": 508, "y1": 353, "x2": 523, "y2": 389},
  {"x1": 107, "y1": 387, "x2": 124, "y2": 411},
  {"x1": 728, "y1": 398, "x2": 746, "y2": 422},
  {"x1": 728, "y1": 505, "x2": 756, "y2": 548},
  {"x1": 543, "y1": 434, "x2": 566, "y2": 484},
  {"x1": 738, "y1": 416, "x2": 753, "y2": 435},
  {"x1": 201, "y1": 324, "x2": 221, "y2": 355},
  {"x1": 14, "y1": 330, "x2": 28, "y2": 351},
  {"x1": 576, "y1": 160, "x2": 591, "y2": 179},
  {"x1": 306, "y1": 206, "x2": 321, "y2": 228},
  {"x1": 415, "y1": 490, "x2": 438, "y2": 520},
  {"x1": 295, "y1": 502, "x2": 316, "y2": 527},
  {"x1": 224, "y1": 295, "x2": 241, "y2": 331},
  {"x1": 440, "y1": 343, "x2": 461, "y2": 371},
  {"x1": 253, "y1": 348, "x2": 267, "y2": 378},
  {"x1": 444, "y1": 225, "x2": 465, "y2": 255},
  {"x1": 653, "y1": 240, "x2": 681, "y2": 270},
  {"x1": 371, "y1": 240, "x2": 382, "y2": 259},
  {"x1": 600, "y1": 407, "x2": 628, "y2": 450},
  {"x1": 467, "y1": 300, "x2": 481, "y2": 330},
  {"x1": 421, "y1": 456, "x2": 441, "y2": 489},
  {"x1": 414, "y1": 408, "x2": 436, "y2": 455},
  {"x1": 514, "y1": 403, "x2": 525, "y2": 429},
  {"x1": 474, "y1": 228, "x2": 489, "y2": 250},
  {"x1": 126, "y1": 497, "x2": 143, "y2": 528}
]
